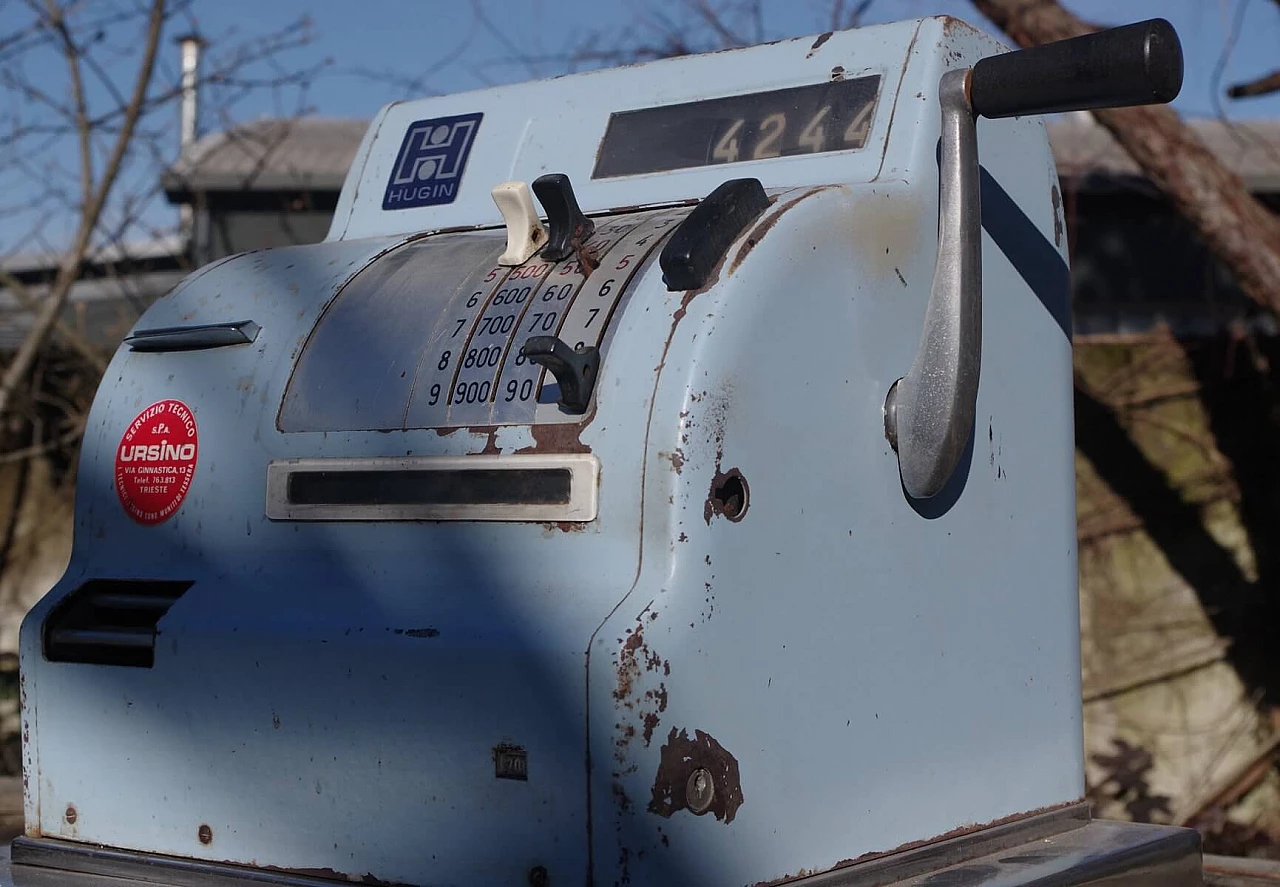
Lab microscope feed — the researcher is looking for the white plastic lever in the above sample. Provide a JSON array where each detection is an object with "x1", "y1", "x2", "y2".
[{"x1": 492, "y1": 181, "x2": 547, "y2": 266}]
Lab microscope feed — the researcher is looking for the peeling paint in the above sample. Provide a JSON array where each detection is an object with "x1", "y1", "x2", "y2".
[
  {"x1": 705, "y1": 467, "x2": 749, "y2": 523},
  {"x1": 1051, "y1": 184, "x2": 1064, "y2": 248},
  {"x1": 806, "y1": 31, "x2": 833, "y2": 57},
  {"x1": 648, "y1": 728, "x2": 744, "y2": 823},
  {"x1": 392, "y1": 627, "x2": 440, "y2": 638}
]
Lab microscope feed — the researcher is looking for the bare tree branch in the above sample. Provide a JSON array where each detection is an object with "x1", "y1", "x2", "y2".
[
  {"x1": 1228, "y1": 69, "x2": 1280, "y2": 100},
  {"x1": 971, "y1": 0, "x2": 1280, "y2": 320},
  {"x1": 43, "y1": 0, "x2": 93, "y2": 209},
  {"x1": 0, "y1": 0, "x2": 165, "y2": 418},
  {"x1": 0, "y1": 269, "x2": 107, "y2": 371}
]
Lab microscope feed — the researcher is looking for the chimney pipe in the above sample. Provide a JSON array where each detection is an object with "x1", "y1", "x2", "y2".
[
  {"x1": 175, "y1": 33, "x2": 205, "y2": 251},
  {"x1": 177, "y1": 33, "x2": 205, "y2": 151}
]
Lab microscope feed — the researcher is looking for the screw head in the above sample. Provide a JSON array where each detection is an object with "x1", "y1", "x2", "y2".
[{"x1": 686, "y1": 767, "x2": 715, "y2": 815}]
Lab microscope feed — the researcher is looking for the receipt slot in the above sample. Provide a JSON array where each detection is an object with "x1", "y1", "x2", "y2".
[{"x1": 7, "y1": 16, "x2": 1201, "y2": 887}]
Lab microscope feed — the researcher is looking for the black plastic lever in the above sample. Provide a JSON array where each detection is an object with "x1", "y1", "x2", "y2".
[
  {"x1": 532, "y1": 173, "x2": 596, "y2": 262},
  {"x1": 969, "y1": 18, "x2": 1183, "y2": 120},
  {"x1": 659, "y1": 178, "x2": 770, "y2": 292},
  {"x1": 520, "y1": 336, "x2": 600, "y2": 414}
]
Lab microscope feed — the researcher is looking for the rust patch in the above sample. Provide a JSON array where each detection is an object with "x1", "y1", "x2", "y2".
[
  {"x1": 614, "y1": 612, "x2": 671, "y2": 760},
  {"x1": 649, "y1": 728, "x2": 744, "y2": 823},
  {"x1": 264, "y1": 865, "x2": 407, "y2": 887},
  {"x1": 1051, "y1": 184, "x2": 1064, "y2": 247},
  {"x1": 544, "y1": 520, "x2": 588, "y2": 533},
  {"x1": 705, "y1": 467, "x2": 748, "y2": 524},
  {"x1": 393, "y1": 627, "x2": 440, "y2": 638},
  {"x1": 615, "y1": 627, "x2": 645, "y2": 704},
  {"x1": 831, "y1": 65, "x2": 845, "y2": 82},
  {"x1": 666, "y1": 448, "x2": 685, "y2": 474},
  {"x1": 63, "y1": 804, "x2": 76, "y2": 825},
  {"x1": 516, "y1": 417, "x2": 592, "y2": 454},
  {"x1": 575, "y1": 233, "x2": 601, "y2": 277},
  {"x1": 198, "y1": 824, "x2": 213, "y2": 845},
  {"x1": 642, "y1": 712, "x2": 661, "y2": 747},
  {"x1": 458, "y1": 425, "x2": 501, "y2": 455},
  {"x1": 806, "y1": 31, "x2": 833, "y2": 57}
]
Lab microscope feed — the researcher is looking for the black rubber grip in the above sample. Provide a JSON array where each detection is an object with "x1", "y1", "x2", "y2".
[{"x1": 969, "y1": 19, "x2": 1183, "y2": 120}]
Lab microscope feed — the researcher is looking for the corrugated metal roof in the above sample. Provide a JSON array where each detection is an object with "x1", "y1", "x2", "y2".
[
  {"x1": 162, "y1": 117, "x2": 368, "y2": 197},
  {"x1": 1, "y1": 235, "x2": 184, "y2": 275},
  {"x1": 1047, "y1": 114, "x2": 1280, "y2": 192}
]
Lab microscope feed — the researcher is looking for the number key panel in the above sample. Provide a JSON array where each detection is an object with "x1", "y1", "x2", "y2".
[
  {"x1": 281, "y1": 208, "x2": 688, "y2": 433},
  {"x1": 443, "y1": 220, "x2": 642, "y2": 426},
  {"x1": 403, "y1": 258, "x2": 516, "y2": 428},
  {"x1": 488, "y1": 218, "x2": 647, "y2": 425},
  {"x1": 532, "y1": 209, "x2": 687, "y2": 423},
  {"x1": 445, "y1": 261, "x2": 555, "y2": 426}
]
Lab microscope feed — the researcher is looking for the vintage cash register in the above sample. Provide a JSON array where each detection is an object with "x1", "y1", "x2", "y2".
[{"x1": 6, "y1": 15, "x2": 1201, "y2": 887}]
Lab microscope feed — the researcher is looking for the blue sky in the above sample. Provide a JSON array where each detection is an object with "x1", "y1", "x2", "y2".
[
  {"x1": 4, "y1": 0, "x2": 1280, "y2": 254},
  {"x1": 191, "y1": 0, "x2": 1280, "y2": 119}
]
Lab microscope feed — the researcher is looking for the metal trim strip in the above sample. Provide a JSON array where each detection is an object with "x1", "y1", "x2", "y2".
[
  {"x1": 124, "y1": 320, "x2": 260, "y2": 352},
  {"x1": 264, "y1": 453, "x2": 599, "y2": 522},
  {"x1": 5, "y1": 805, "x2": 1203, "y2": 887}
]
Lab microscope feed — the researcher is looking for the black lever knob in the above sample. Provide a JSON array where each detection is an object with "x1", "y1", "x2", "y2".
[
  {"x1": 969, "y1": 19, "x2": 1183, "y2": 120},
  {"x1": 520, "y1": 336, "x2": 600, "y2": 414},
  {"x1": 659, "y1": 178, "x2": 770, "y2": 292},
  {"x1": 532, "y1": 173, "x2": 595, "y2": 262}
]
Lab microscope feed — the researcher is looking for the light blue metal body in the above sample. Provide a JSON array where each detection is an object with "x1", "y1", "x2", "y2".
[{"x1": 20, "y1": 16, "x2": 1080, "y2": 887}]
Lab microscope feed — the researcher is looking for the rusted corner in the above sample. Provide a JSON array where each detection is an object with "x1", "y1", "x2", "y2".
[
  {"x1": 806, "y1": 31, "x2": 833, "y2": 57},
  {"x1": 938, "y1": 14, "x2": 983, "y2": 40},
  {"x1": 752, "y1": 798, "x2": 1088, "y2": 886},
  {"x1": 648, "y1": 727, "x2": 744, "y2": 823}
]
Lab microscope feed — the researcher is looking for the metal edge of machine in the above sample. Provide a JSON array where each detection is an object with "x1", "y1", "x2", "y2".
[{"x1": 0, "y1": 804, "x2": 1203, "y2": 887}]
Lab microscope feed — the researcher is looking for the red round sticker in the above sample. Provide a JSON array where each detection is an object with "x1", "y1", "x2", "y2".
[{"x1": 114, "y1": 399, "x2": 198, "y2": 525}]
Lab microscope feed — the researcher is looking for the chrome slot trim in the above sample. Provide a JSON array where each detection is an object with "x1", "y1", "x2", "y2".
[
  {"x1": 124, "y1": 320, "x2": 260, "y2": 352},
  {"x1": 264, "y1": 453, "x2": 599, "y2": 522}
]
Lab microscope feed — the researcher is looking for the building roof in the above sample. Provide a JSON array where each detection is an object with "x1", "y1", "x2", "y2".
[
  {"x1": 1047, "y1": 114, "x2": 1280, "y2": 193},
  {"x1": 161, "y1": 114, "x2": 1280, "y2": 200},
  {"x1": 1, "y1": 235, "x2": 184, "y2": 276},
  {"x1": 161, "y1": 117, "x2": 368, "y2": 198}
]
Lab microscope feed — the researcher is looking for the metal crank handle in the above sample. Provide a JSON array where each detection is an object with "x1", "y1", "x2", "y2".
[{"x1": 884, "y1": 19, "x2": 1183, "y2": 500}]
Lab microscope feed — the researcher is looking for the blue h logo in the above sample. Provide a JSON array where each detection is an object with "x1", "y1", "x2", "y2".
[{"x1": 382, "y1": 113, "x2": 483, "y2": 211}]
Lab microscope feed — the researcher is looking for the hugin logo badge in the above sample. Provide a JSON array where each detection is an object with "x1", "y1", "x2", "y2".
[{"x1": 383, "y1": 113, "x2": 483, "y2": 211}]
